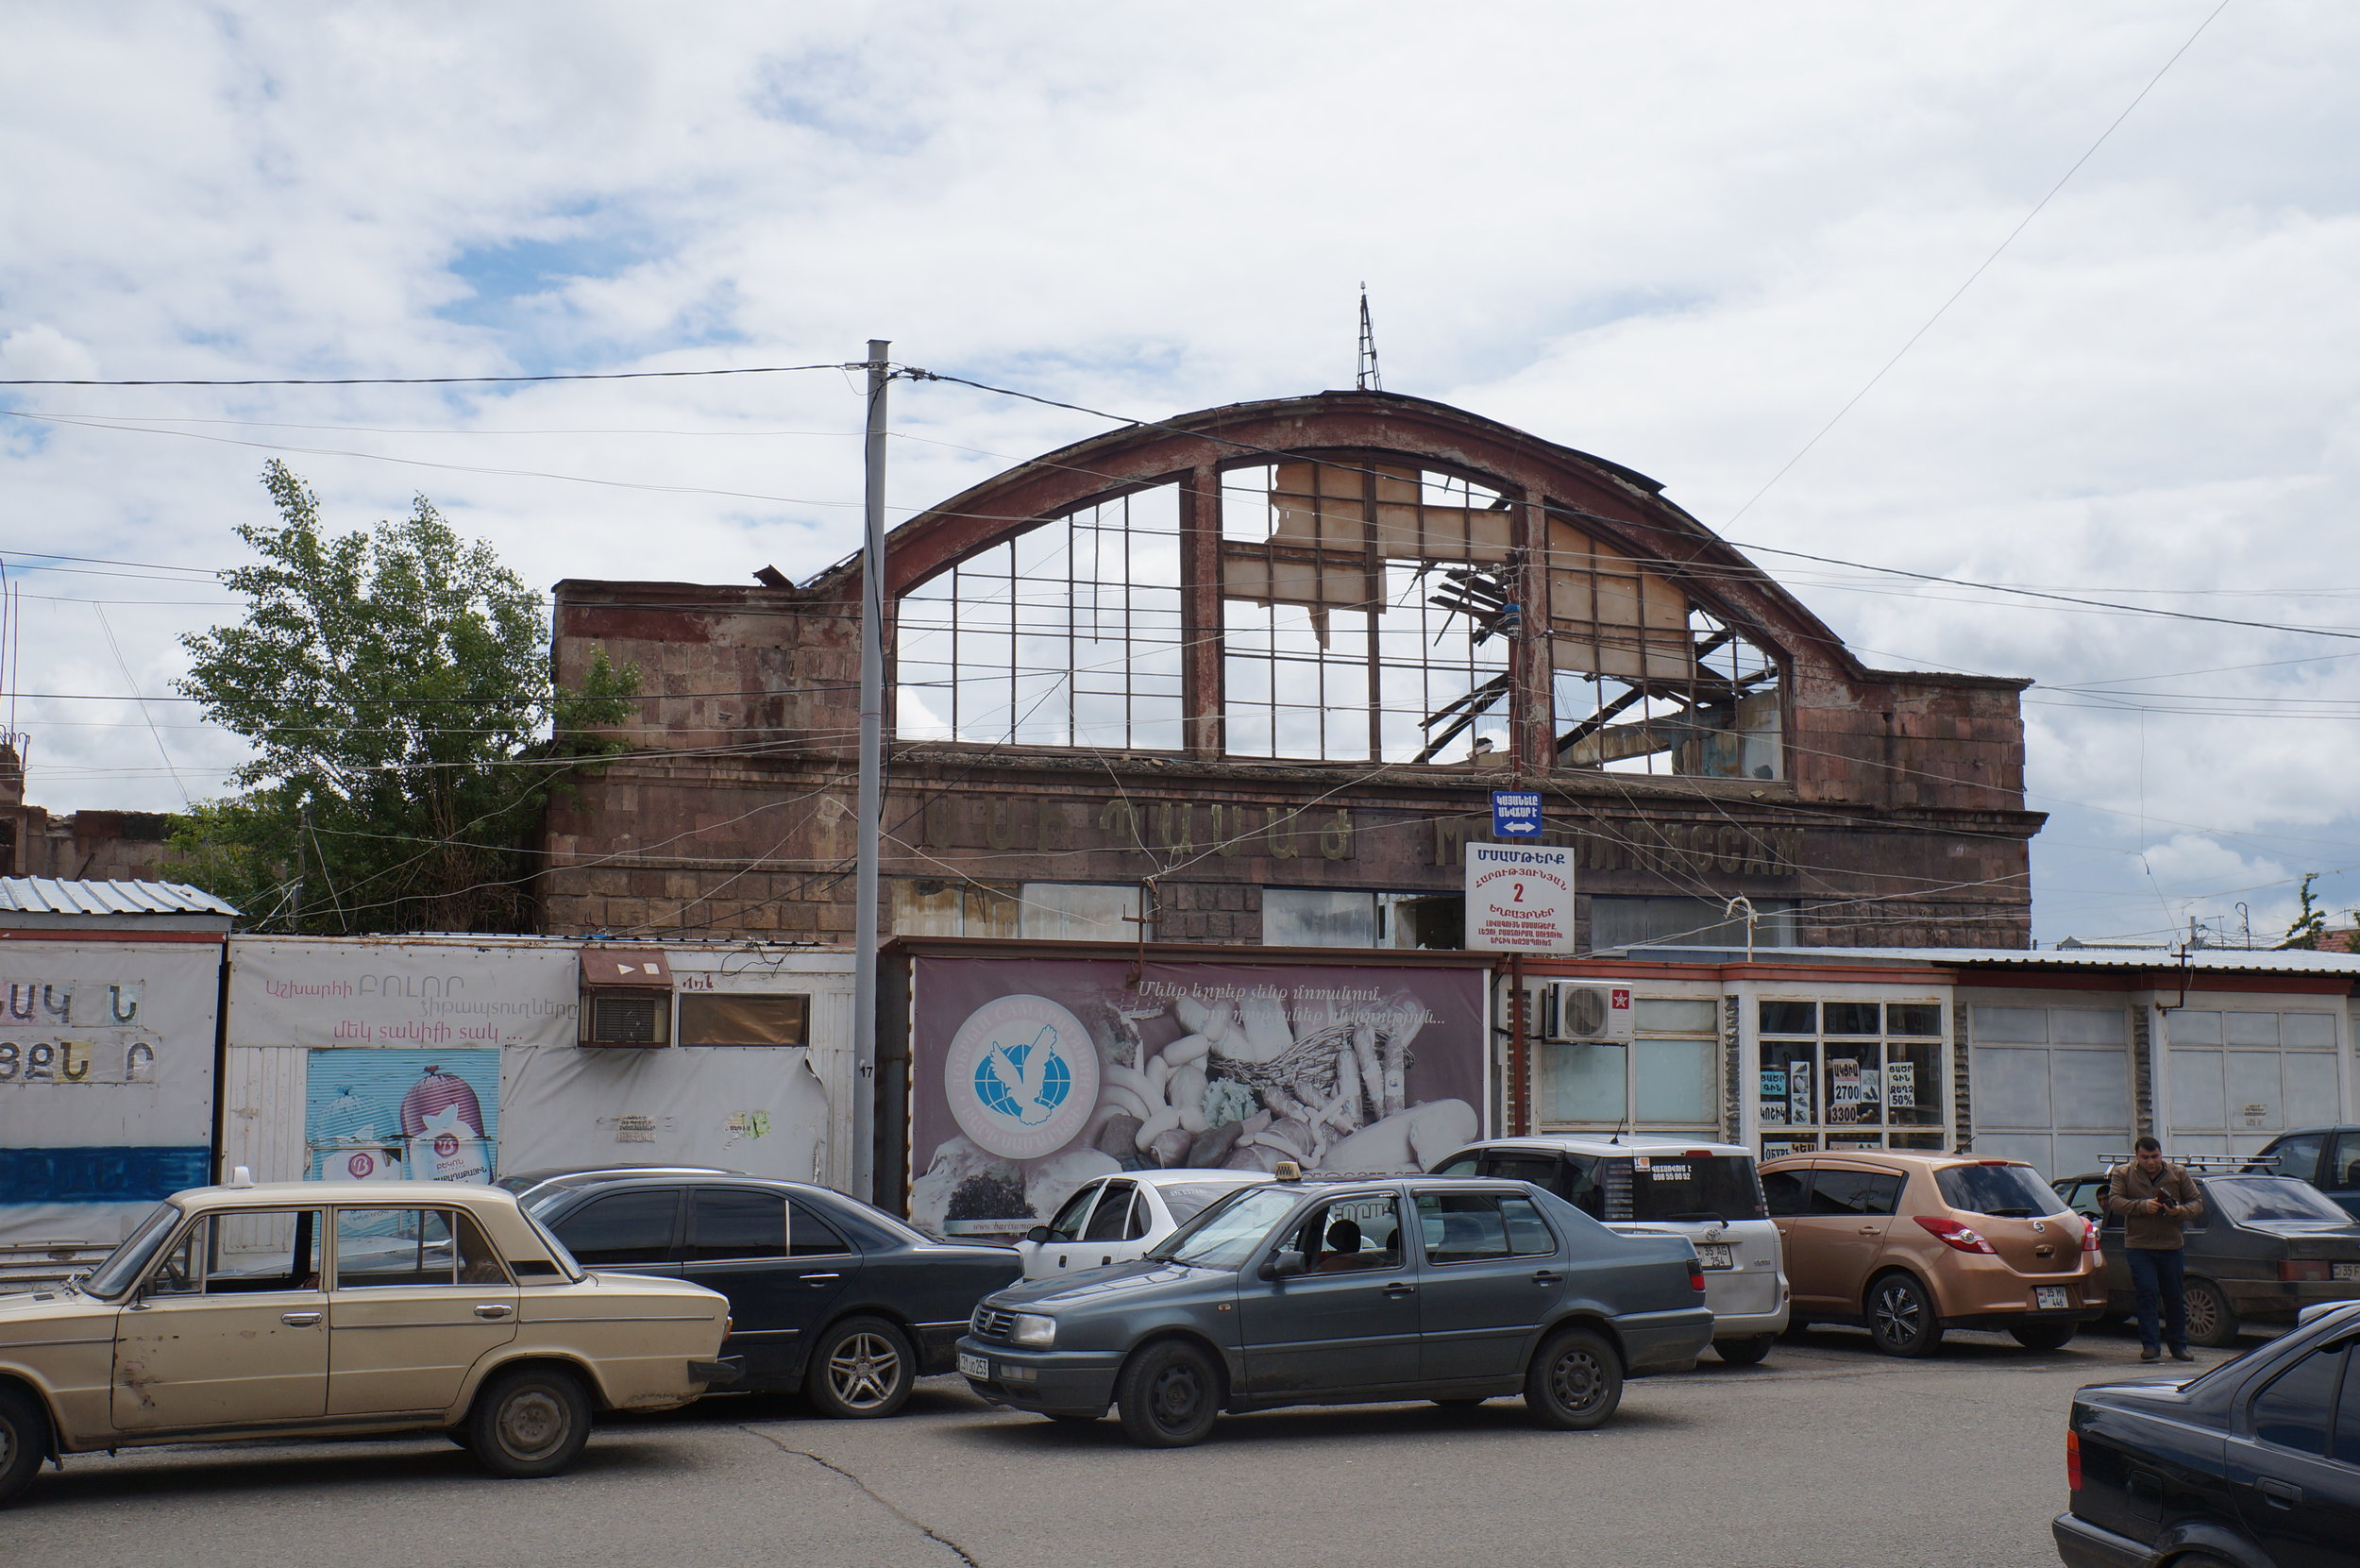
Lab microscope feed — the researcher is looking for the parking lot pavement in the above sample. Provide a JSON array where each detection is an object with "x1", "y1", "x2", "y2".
[{"x1": 4, "y1": 1319, "x2": 2265, "y2": 1568}]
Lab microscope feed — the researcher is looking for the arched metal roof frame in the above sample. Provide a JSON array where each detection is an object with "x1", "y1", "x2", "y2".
[{"x1": 851, "y1": 388, "x2": 1866, "y2": 682}]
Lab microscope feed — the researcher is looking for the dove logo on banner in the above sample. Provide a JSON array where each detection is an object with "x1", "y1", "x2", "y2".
[{"x1": 944, "y1": 994, "x2": 1101, "y2": 1160}]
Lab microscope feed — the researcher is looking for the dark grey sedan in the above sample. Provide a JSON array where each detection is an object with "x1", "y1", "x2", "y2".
[
  {"x1": 2053, "y1": 1171, "x2": 2360, "y2": 1345},
  {"x1": 956, "y1": 1174, "x2": 1712, "y2": 1446}
]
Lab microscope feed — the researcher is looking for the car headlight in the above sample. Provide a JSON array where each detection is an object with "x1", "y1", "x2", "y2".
[{"x1": 1011, "y1": 1313, "x2": 1056, "y2": 1348}]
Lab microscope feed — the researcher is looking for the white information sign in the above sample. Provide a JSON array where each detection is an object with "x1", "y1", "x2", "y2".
[{"x1": 1463, "y1": 843, "x2": 1576, "y2": 953}]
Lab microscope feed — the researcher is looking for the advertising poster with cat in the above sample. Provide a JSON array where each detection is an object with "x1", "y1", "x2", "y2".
[{"x1": 907, "y1": 955, "x2": 1488, "y2": 1238}]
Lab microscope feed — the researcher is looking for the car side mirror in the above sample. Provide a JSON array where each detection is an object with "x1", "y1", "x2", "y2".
[
  {"x1": 1023, "y1": 1226, "x2": 1051, "y2": 1244},
  {"x1": 1261, "y1": 1254, "x2": 1306, "y2": 1281}
]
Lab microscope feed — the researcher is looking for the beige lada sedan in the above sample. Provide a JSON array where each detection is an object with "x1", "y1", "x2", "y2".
[{"x1": 0, "y1": 1178, "x2": 733, "y2": 1507}]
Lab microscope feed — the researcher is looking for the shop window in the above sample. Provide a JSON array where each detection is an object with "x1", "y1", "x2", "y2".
[
  {"x1": 1539, "y1": 992, "x2": 1721, "y2": 1131},
  {"x1": 1020, "y1": 883, "x2": 1147, "y2": 941},
  {"x1": 1264, "y1": 888, "x2": 1377, "y2": 947},
  {"x1": 891, "y1": 880, "x2": 1143, "y2": 940},
  {"x1": 1590, "y1": 896, "x2": 1796, "y2": 951},
  {"x1": 1759, "y1": 998, "x2": 1945, "y2": 1155},
  {"x1": 893, "y1": 880, "x2": 1018, "y2": 938},
  {"x1": 679, "y1": 993, "x2": 809, "y2": 1047},
  {"x1": 1262, "y1": 888, "x2": 1465, "y2": 949},
  {"x1": 896, "y1": 485, "x2": 1184, "y2": 750}
]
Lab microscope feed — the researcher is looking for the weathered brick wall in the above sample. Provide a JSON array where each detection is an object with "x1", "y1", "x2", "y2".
[{"x1": 539, "y1": 393, "x2": 2044, "y2": 951}]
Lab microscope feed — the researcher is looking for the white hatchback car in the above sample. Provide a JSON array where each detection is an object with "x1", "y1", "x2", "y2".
[
  {"x1": 1017, "y1": 1170, "x2": 1273, "y2": 1281},
  {"x1": 1432, "y1": 1137, "x2": 1791, "y2": 1363}
]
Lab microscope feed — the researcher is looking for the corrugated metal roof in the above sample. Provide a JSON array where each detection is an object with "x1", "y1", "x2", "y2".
[
  {"x1": 1617, "y1": 943, "x2": 2360, "y2": 977},
  {"x1": 0, "y1": 878, "x2": 239, "y2": 917}
]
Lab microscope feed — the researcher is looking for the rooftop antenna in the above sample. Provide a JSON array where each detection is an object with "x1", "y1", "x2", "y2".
[{"x1": 1356, "y1": 283, "x2": 1381, "y2": 392}]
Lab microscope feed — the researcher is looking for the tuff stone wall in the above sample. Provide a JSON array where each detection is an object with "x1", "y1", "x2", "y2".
[{"x1": 538, "y1": 392, "x2": 2043, "y2": 951}]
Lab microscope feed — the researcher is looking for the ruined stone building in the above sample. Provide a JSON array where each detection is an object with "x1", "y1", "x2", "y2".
[
  {"x1": 541, "y1": 391, "x2": 2041, "y2": 951},
  {"x1": 0, "y1": 743, "x2": 175, "y2": 882}
]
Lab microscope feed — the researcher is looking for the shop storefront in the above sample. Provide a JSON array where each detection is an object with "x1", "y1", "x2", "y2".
[{"x1": 1509, "y1": 949, "x2": 2360, "y2": 1179}]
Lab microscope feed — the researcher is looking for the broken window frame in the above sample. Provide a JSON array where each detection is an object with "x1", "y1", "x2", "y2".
[
  {"x1": 889, "y1": 450, "x2": 1788, "y2": 782},
  {"x1": 894, "y1": 486, "x2": 1185, "y2": 750},
  {"x1": 1220, "y1": 458, "x2": 1516, "y2": 765}
]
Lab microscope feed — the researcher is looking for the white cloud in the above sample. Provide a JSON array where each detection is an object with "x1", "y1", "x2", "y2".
[{"x1": 5, "y1": 1, "x2": 2359, "y2": 942}]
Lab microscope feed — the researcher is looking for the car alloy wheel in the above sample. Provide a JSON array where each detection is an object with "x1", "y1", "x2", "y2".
[
  {"x1": 806, "y1": 1317, "x2": 915, "y2": 1419},
  {"x1": 2182, "y1": 1279, "x2": 2239, "y2": 1348},
  {"x1": 826, "y1": 1333, "x2": 903, "y2": 1412},
  {"x1": 1867, "y1": 1273, "x2": 1943, "y2": 1357},
  {"x1": 467, "y1": 1366, "x2": 591, "y2": 1479},
  {"x1": 1525, "y1": 1326, "x2": 1624, "y2": 1430},
  {"x1": 1116, "y1": 1339, "x2": 1222, "y2": 1448}
]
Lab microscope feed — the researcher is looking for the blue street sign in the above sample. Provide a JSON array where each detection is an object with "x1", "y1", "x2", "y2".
[{"x1": 1492, "y1": 790, "x2": 1543, "y2": 838}]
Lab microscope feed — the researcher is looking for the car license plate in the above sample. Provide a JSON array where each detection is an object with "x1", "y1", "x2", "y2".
[
  {"x1": 2335, "y1": 1263, "x2": 2360, "y2": 1282},
  {"x1": 1695, "y1": 1243, "x2": 1733, "y2": 1269},
  {"x1": 957, "y1": 1352, "x2": 989, "y2": 1380},
  {"x1": 2035, "y1": 1287, "x2": 2069, "y2": 1310}
]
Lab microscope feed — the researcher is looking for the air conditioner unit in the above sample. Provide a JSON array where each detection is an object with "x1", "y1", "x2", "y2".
[
  {"x1": 1543, "y1": 983, "x2": 1634, "y2": 1043},
  {"x1": 579, "y1": 947, "x2": 676, "y2": 1048},
  {"x1": 582, "y1": 991, "x2": 670, "y2": 1047}
]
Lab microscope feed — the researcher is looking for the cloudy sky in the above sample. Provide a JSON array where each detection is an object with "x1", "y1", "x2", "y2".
[{"x1": 4, "y1": 1, "x2": 2354, "y2": 946}]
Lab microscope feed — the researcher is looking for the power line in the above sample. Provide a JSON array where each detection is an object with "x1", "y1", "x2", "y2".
[
  {"x1": 1716, "y1": 0, "x2": 2234, "y2": 533},
  {"x1": 0, "y1": 362, "x2": 857, "y2": 387}
]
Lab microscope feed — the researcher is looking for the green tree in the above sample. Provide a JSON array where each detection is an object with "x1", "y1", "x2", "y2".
[
  {"x1": 2281, "y1": 871, "x2": 2329, "y2": 951},
  {"x1": 167, "y1": 460, "x2": 638, "y2": 932}
]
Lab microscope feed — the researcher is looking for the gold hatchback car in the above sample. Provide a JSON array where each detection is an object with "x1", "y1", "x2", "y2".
[
  {"x1": 0, "y1": 1177, "x2": 733, "y2": 1507},
  {"x1": 1759, "y1": 1151, "x2": 2104, "y2": 1357}
]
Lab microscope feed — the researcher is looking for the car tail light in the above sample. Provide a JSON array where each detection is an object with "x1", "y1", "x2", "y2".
[
  {"x1": 2065, "y1": 1429, "x2": 2082, "y2": 1492},
  {"x1": 1689, "y1": 1265, "x2": 1707, "y2": 1294},
  {"x1": 1913, "y1": 1215, "x2": 1998, "y2": 1254},
  {"x1": 2280, "y1": 1260, "x2": 2332, "y2": 1283},
  {"x1": 2081, "y1": 1218, "x2": 2101, "y2": 1254}
]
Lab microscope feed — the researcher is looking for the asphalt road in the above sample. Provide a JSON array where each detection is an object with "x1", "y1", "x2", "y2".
[{"x1": 3, "y1": 1319, "x2": 2262, "y2": 1568}]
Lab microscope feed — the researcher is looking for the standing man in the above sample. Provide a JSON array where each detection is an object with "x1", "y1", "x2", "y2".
[{"x1": 2105, "y1": 1136, "x2": 2206, "y2": 1362}]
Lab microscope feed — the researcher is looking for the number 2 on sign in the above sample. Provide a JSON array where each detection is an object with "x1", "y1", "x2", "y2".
[{"x1": 1512, "y1": 882, "x2": 1525, "y2": 902}]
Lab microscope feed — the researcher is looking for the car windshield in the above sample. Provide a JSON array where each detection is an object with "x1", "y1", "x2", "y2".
[
  {"x1": 1148, "y1": 1187, "x2": 1303, "y2": 1269},
  {"x1": 2206, "y1": 1176, "x2": 2352, "y2": 1226},
  {"x1": 1936, "y1": 1162, "x2": 2067, "y2": 1219},
  {"x1": 1159, "y1": 1181, "x2": 1261, "y2": 1226},
  {"x1": 82, "y1": 1201, "x2": 182, "y2": 1298}
]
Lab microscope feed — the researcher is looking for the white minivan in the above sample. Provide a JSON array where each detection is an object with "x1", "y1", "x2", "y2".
[
  {"x1": 1017, "y1": 1169, "x2": 1274, "y2": 1280},
  {"x1": 1431, "y1": 1137, "x2": 1790, "y2": 1363}
]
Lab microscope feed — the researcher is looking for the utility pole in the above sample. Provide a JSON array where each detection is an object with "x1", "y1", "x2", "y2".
[{"x1": 851, "y1": 339, "x2": 890, "y2": 1204}]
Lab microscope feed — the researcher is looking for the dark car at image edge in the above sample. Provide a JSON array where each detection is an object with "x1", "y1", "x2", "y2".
[{"x1": 2054, "y1": 1302, "x2": 2360, "y2": 1568}]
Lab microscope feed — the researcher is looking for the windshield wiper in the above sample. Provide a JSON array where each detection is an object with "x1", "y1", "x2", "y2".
[
  {"x1": 1661, "y1": 1210, "x2": 1728, "y2": 1224},
  {"x1": 1985, "y1": 1207, "x2": 2037, "y2": 1218}
]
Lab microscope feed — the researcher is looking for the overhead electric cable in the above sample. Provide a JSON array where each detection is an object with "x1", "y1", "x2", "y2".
[
  {"x1": 0, "y1": 362, "x2": 856, "y2": 387},
  {"x1": 1715, "y1": 0, "x2": 2234, "y2": 532}
]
